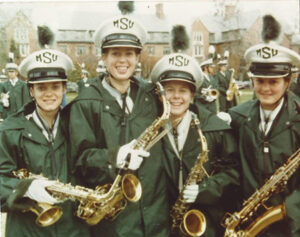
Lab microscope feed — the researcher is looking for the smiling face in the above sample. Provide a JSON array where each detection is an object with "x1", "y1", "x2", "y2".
[
  {"x1": 102, "y1": 47, "x2": 140, "y2": 83},
  {"x1": 252, "y1": 77, "x2": 290, "y2": 110},
  {"x1": 163, "y1": 80, "x2": 194, "y2": 121},
  {"x1": 30, "y1": 81, "x2": 66, "y2": 115}
]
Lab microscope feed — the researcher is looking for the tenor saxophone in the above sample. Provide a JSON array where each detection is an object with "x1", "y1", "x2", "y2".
[
  {"x1": 170, "y1": 113, "x2": 209, "y2": 237},
  {"x1": 76, "y1": 81, "x2": 171, "y2": 225},
  {"x1": 222, "y1": 147, "x2": 300, "y2": 237}
]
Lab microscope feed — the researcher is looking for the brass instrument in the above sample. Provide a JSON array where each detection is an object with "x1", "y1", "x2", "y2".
[
  {"x1": 226, "y1": 69, "x2": 241, "y2": 102},
  {"x1": 170, "y1": 114, "x2": 209, "y2": 237},
  {"x1": 76, "y1": 81, "x2": 171, "y2": 225},
  {"x1": 201, "y1": 86, "x2": 220, "y2": 113},
  {"x1": 222, "y1": 147, "x2": 300, "y2": 237}
]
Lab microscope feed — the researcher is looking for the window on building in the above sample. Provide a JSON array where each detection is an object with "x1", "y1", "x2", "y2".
[
  {"x1": 148, "y1": 46, "x2": 155, "y2": 56},
  {"x1": 77, "y1": 46, "x2": 86, "y2": 56},
  {"x1": 163, "y1": 46, "x2": 170, "y2": 55},
  {"x1": 193, "y1": 32, "x2": 203, "y2": 42},
  {"x1": 19, "y1": 44, "x2": 29, "y2": 57},
  {"x1": 14, "y1": 28, "x2": 28, "y2": 43},
  {"x1": 193, "y1": 45, "x2": 204, "y2": 58},
  {"x1": 59, "y1": 45, "x2": 67, "y2": 53}
]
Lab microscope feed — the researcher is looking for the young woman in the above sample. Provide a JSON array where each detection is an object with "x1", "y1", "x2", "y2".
[
  {"x1": 150, "y1": 52, "x2": 240, "y2": 237},
  {"x1": 64, "y1": 15, "x2": 170, "y2": 237},
  {"x1": 228, "y1": 15, "x2": 300, "y2": 236},
  {"x1": 0, "y1": 48, "x2": 91, "y2": 237}
]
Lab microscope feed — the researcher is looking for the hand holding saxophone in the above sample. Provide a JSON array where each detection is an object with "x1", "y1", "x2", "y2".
[
  {"x1": 183, "y1": 184, "x2": 199, "y2": 203},
  {"x1": 116, "y1": 139, "x2": 150, "y2": 170},
  {"x1": 24, "y1": 179, "x2": 61, "y2": 204}
]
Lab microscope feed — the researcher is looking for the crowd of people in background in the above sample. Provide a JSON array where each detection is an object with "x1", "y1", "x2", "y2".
[{"x1": 0, "y1": 3, "x2": 300, "y2": 237}]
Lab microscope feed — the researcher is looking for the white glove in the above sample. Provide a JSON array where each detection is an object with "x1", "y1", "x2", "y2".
[
  {"x1": 116, "y1": 139, "x2": 150, "y2": 170},
  {"x1": 183, "y1": 184, "x2": 199, "y2": 203},
  {"x1": 24, "y1": 179, "x2": 60, "y2": 204},
  {"x1": 205, "y1": 95, "x2": 215, "y2": 102},
  {"x1": 217, "y1": 112, "x2": 232, "y2": 125},
  {"x1": 1, "y1": 92, "x2": 9, "y2": 108}
]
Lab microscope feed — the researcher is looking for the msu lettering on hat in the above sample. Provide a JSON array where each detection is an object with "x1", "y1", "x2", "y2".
[
  {"x1": 19, "y1": 49, "x2": 73, "y2": 83},
  {"x1": 94, "y1": 15, "x2": 147, "y2": 49},
  {"x1": 244, "y1": 42, "x2": 300, "y2": 78},
  {"x1": 150, "y1": 53, "x2": 203, "y2": 90}
]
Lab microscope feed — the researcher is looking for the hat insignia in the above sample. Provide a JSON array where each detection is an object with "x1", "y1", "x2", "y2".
[
  {"x1": 35, "y1": 51, "x2": 58, "y2": 64},
  {"x1": 256, "y1": 46, "x2": 278, "y2": 59},
  {"x1": 113, "y1": 17, "x2": 134, "y2": 30},
  {"x1": 169, "y1": 55, "x2": 189, "y2": 67}
]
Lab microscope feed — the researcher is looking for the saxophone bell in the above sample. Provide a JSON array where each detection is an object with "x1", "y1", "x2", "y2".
[
  {"x1": 181, "y1": 209, "x2": 207, "y2": 237},
  {"x1": 30, "y1": 202, "x2": 63, "y2": 227},
  {"x1": 121, "y1": 173, "x2": 142, "y2": 202}
]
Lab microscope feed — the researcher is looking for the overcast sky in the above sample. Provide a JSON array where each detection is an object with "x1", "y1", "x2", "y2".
[{"x1": 0, "y1": 0, "x2": 299, "y2": 33}]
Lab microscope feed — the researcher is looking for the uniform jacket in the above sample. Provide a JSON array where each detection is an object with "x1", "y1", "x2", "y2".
[
  {"x1": 63, "y1": 75, "x2": 170, "y2": 237},
  {"x1": 77, "y1": 79, "x2": 90, "y2": 94},
  {"x1": 229, "y1": 92, "x2": 300, "y2": 237},
  {"x1": 163, "y1": 104, "x2": 240, "y2": 237},
  {"x1": 215, "y1": 70, "x2": 237, "y2": 112},
  {"x1": 0, "y1": 79, "x2": 32, "y2": 119},
  {"x1": 0, "y1": 101, "x2": 91, "y2": 237}
]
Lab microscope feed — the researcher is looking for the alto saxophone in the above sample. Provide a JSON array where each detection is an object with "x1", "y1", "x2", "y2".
[
  {"x1": 226, "y1": 69, "x2": 240, "y2": 102},
  {"x1": 170, "y1": 113, "x2": 209, "y2": 237},
  {"x1": 76, "y1": 81, "x2": 171, "y2": 225},
  {"x1": 222, "y1": 147, "x2": 300, "y2": 237},
  {"x1": 12, "y1": 168, "x2": 107, "y2": 227}
]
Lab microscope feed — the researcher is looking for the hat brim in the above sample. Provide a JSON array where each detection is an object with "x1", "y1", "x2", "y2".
[
  {"x1": 28, "y1": 78, "x2": 68, "y2": 84},
  {"x1": 160, "y1": 78, "x2": 196, "y2": 88}
]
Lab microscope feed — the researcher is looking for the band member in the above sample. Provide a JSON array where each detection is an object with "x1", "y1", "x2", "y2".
[
  {"x1": 0, "y1": 33, "x2": 91, "y2": 236},
  {"x1": 77, "y1": 64, "x2": 90, "y2": 93},
  {"x1": 0, "y1": 55, "x2": 31, "y2": 120},
  {"x1": 63, "y1": 10, "x2": 171, "y2": 237},
  {"x1": 195, "y1": 56, "x2": 219, "y2": 113},
  {"x1": 229, "y1": 15, "x2": 300, "y2": 236},
  {"x1": 150, "y1": 26, "x2": 240, "y2": 237},
  {"x1": 290, "y1": 66, "x2": 300, "y2": 97}
]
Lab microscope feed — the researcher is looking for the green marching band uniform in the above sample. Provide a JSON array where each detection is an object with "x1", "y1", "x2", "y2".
[
  {"x1": 0, "y1": 46, "x2": 91, "y2": 236},
  {"x1": 62, "y1": 14, "x2": 170, "y2": 237},
  {"x1": 0, "y1": 62, "x2": 31, "y2": 120},
  {"x1": 229, "y1": 15, "x2": 300, "y2": 236},
  {"x1": 150, "y1": 48, "x2": 240, "y2": 237}
]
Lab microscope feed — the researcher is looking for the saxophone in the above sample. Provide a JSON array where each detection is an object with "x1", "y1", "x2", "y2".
[
  {"x1": 76, "y1": 81, "x2": 171, "y2": 225},
  {"x1": 170, "y1": 113, "x2": 209, "y2": 237},
  {"x1": 222, "y1": 147, "x2": 300, "y2": 237},
  {"x1": 226, "y1": 69, "x2": 240, "y2": 102},
  {"x1": 12, "y1": 168, "x2": 108, "y2": 227}
]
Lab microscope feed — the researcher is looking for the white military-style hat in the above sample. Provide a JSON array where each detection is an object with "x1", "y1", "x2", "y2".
[
  {"x1": 200, "y1": 58, "x2": 214, "y2": 68},
  {"x1": 150, "y1": 53, "x2": 203, "y2": 91},
  {"x1": 19, "y1": 49, "x2": 73, "y2": 84},
  {"x1": 6, "y1": 63, "x2": 18, "y2": 71},
  {"x1": 245, "y1": 15, "x2": 300, "y2": 78},
  {"x1": 94, "y1": 15, "x2": 147, "y2": 50},
  {"x1": 96, "y1": 60, "x2": 106, "y2": 73},
  {"x1": 244, "y1": 42, "x2": 300, "y2": 78},
  {"x1": 217, "y1": 59, "x2": 228, "y2": 65}
]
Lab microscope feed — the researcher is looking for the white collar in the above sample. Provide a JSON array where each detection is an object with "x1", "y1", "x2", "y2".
[
  {"x1": 9, "y1": 78, "x2": 18, "y2": 86},
  {"x1": 32, "y1": 110, "x2": 60, "y2": 142},
  {"x1": 102, "y1": 77, "x2": 133, "y2": 114},
  {"x1": 167, "y1": 110, "x2": 192, "y2": 155},
  {"x1": 203, "y1": 73, "x2": 210, "y2": 82},
  {"x1": 259, "y1": 97, "x2": 284, "y2": 135}
]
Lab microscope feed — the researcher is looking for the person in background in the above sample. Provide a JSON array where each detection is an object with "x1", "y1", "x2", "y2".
[
  {"x1": 63, "y1": 3, "x2": 171, "y2": 236},
  {"x1": 290, "y1": 66, "x2": 300, "y2": 97},
  {"x1": 77, "y1": 66, "x2": 90, "y2": 94},
  {"x1": 229, "y1": 15, "x2": 300, "y2": 236},
  {"x1": 0, "y1": 27, "x2": 91, "y2": 237},
  {"x1": 150, "y1": 25, "x2": 240, "y2": 237},
  {"x1": 0, "y1": 55, "x2": 31, "y2": 120}
]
